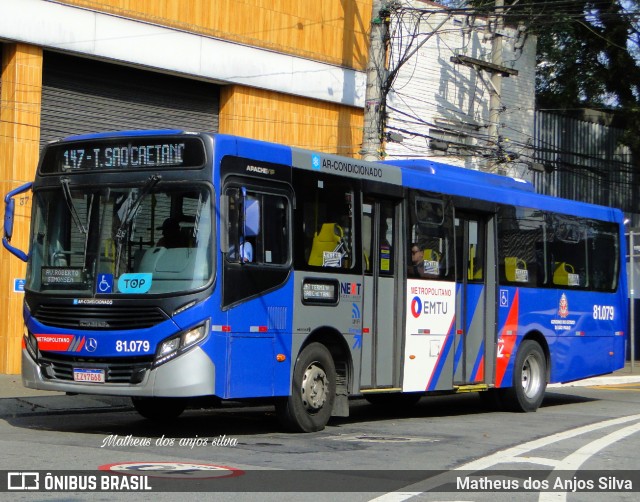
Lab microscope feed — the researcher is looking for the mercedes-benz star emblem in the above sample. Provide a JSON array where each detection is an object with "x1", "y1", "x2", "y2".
[{"x1": 86, "y1": 338, "x2": 98, "y2": 352}]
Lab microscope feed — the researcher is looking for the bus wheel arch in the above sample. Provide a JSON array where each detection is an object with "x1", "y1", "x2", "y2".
[
  {"x1": 276, "y1": 329, "x2": 352, "y2": 432},
  {"x1": 502, "y1": 333, "x2": 548, "y2": 412},
  {"x1": 522, "y1": 330, "x2": 550, "y2": 382}
]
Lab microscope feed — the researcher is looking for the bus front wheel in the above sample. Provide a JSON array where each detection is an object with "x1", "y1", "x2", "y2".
[
  {"x1": 502, "y1": 340, "x2": 547, "y2": 412},
  {"x1": 276, "y1": 342, "x2": 336, "y2": 432},
  {"x1": 131, "y1": 397, "x2": 187, "y2": 421}
]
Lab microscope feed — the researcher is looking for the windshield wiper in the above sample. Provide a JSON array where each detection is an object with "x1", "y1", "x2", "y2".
[
  {"x1": 82, "y1": 193, "x2": 96, "y2": 268},
  {"x1": 115, "y1": 174, "x2": 161, "y2": 242},
  {"x1": 114, "y1": 174, "x2": 161, "y2": 275},
  {"x1": 60, "y1": 177, "x2": 87, "y2": 234}
]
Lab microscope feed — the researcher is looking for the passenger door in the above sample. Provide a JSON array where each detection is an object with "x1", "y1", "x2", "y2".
[
  {"x1": 454, "y1": 210, "x2": 497, "y2": 385},
  {"x1": 360, "y1": 196, "x2": 402, "y2": 389}
]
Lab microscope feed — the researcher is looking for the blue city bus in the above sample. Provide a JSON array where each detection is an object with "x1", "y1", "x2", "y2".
[{"x1": 3, "y1": 130, "x2": 627, "y2": 432}]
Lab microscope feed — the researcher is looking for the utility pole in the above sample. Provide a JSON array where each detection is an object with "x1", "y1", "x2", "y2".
[
  {"x1": 488, "y1": 0, "x2": 505, "y2": 171},
  {"x1": 451, "y1": 0, "x2": 518, "y2": 172},
  {"x1": 361, "y1": 0, "x2": 389, "y2": 161}
]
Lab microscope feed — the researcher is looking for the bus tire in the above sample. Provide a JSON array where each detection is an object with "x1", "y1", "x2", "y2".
[
  {"x1": 131, "y1": 397, "x2": 187, "y2": 421},
  {"x1": 276, "y1": 342, "x2": 336, "y2": 432},
  {"x1": 502, "y1": 340, "x2": 547, "y2": 412}
]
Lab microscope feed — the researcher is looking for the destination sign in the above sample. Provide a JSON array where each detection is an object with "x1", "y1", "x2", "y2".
[
  {"x1": 42, "y1": 267, "x2": 85, "y2": 287},
  {"x1": 301, "y1": 279, "x2": 339, "y2": 305},
  {"x1": 41, "y1": 137, "x2": 206, "y2": 173}
]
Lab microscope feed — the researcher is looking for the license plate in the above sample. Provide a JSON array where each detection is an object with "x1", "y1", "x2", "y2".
[{"x1": 73, "y1": 368, "x2": 105, "y2": 383}]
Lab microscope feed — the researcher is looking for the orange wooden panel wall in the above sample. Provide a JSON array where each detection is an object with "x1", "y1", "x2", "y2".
[
  {"x1": 57, "y1": 0, "x2": 371, "y2": 70},
  {"x1": 220, "y1": 86, "x2": 363, "y2": 157},
  {"x1": 0, "y1": 44, "x2": 42, "y2": 374}
]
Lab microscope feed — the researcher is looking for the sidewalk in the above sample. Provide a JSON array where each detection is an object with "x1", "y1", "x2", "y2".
[
  {"x1": 0, "y1": 363, "x2": 638, "y2": 419},
  {"x1": 549, "y1": 360, "x2": 640, "y2": 388}
]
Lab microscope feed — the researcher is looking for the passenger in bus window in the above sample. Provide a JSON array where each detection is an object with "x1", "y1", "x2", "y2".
[
  {"x1": 410, "y1": 244, "x2": 426, "y2": 277},
  {"x1": 228, "y1": 238, "x2": 253, "y2": 263},
  {"x1": 157, "y1": 217, "x2": 186, "y2": 248},
  {"x1": 239, "y1": 239, "x2": 253, "y2": 263},
  {"x1": 410, "y1": 242, "x2": 441, "y2": 278}
]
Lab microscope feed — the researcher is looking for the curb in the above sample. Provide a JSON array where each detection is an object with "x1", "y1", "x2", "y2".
[{"x1": 549, "y1": 375, "x2": 640, "y2": 388}]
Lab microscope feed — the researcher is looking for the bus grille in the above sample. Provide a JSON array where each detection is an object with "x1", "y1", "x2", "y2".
[
  {"x1": 39, "y1": 352, "x2": 153, "y2": 384},
  {"x1": 32, "y1": 304, "x2": 168, "y2": 330}
]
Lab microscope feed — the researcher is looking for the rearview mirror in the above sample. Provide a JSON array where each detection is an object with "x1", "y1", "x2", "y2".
[
  {"x1": 2, "y1": 182, "x2": 33, "y2": 262},
  {"x1": 4, "y1": 198, "x2": 15, "y2": 240}
]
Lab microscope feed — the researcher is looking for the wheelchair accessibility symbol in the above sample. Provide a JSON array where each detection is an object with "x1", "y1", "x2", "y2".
[
  {"x1": 97, "y1": 274, "x2": 113, "y2": 293},
  {"x1": 499, "y1": 289, "x2": 509, "y2": 307}
]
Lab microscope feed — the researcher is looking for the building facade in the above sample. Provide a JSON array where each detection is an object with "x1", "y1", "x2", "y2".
[{"x1": 0, "y1": 0, "x2": 373, "y2": 373}]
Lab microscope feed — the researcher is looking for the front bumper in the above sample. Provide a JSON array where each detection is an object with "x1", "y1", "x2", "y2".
[{"x1": 22, "y1": 345, "x2": 216, "y2": 398}]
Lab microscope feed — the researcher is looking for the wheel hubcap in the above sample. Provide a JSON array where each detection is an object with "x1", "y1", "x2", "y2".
[
  {"x1": 521, "y1": 353, "x2": 542, "y2": 399},
  {"x1": 301, "y1": 362, "x2": 328, "y2": 412}
]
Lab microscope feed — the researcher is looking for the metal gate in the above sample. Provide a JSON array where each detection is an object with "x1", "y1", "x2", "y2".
[{"x1": 41, "y1": 52, "x2": 219, "y2": 147}]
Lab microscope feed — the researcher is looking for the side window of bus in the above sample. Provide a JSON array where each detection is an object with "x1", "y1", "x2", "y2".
[
  {"x1": 407, "y1": 192, "x2": 454, "y2": 281},
  {"x1": 587, "y1": 221, "x2": 618, "y2": 291},
  {"x1": 362, "y1": 199, "x2": 395, "y2": 276},
  {"x1": 547, "y1": 215, "x2": 588, "y2": 288},
  {"x1": 498, "y1": 206, "x2": 546, "y2": 287},
  {"x1": 498, "y1": 208, "x2": 617, "y2": 291},
  {"x1": 293, "y1": 172, "x2": 354, "y2": 271},
  {"x1": 225, "y1": 188, "x2": 289, "y2": 266},
  {"x1": 222, "y1": 182, "x2": 291, "y2": 308}
]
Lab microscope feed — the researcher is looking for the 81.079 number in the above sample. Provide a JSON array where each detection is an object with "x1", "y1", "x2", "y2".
[
  {"x1": 116, "y1": 340, "x2": 150, "y2": 353},
  {"x1": 593, "y1": 305, "x2": 615, "y2": 321}
]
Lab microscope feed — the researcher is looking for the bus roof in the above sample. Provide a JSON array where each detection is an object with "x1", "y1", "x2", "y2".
[
  {"x1": 384, "y1": 159, "x2": 536, "y2": 192},
  {"x1": 216, "y1": 134, "x2": 626, "y2": 225},
  {"x1": 388, "y1": 158, "x2": 623, "y2": 223},
  {"x1": 210, "y1": 134, "x2": 624, "y2": 225},
  {"x1": 48, "y1": 131, "x2": 624, "y2": 225}
]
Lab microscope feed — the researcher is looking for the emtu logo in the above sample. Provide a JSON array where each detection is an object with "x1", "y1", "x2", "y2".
[{"x1": 410, "y1": 296, "x2": 422, "y2": 318}]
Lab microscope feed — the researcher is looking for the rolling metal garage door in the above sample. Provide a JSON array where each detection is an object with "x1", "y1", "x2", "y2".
[{"x1": 41, "y1": 52, "x2": 219, "y2": 148}]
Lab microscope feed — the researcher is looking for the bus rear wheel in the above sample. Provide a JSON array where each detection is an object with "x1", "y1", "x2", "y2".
[
  {"x1": 502, "y1": 340, "x2": 547, "y2": 412},
  {"x1": 276, "y1": 342, "x2": 336, "y2": 432},
  {"x1": 131, "y1": 397, "x2": 188, "y2": 421}
]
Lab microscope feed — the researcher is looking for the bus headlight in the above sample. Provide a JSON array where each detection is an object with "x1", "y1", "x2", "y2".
[{"x1": 154, "y1": 320, "x2": 210, "y2": 367}]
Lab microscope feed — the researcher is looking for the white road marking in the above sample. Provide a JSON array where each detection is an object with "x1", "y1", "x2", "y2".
[
  {"x1": 369, "y1": 413, "x2": 640, "y2": 502},
  {"x1": 538, "y1": 420, "x2": 640, "y2": 502}
]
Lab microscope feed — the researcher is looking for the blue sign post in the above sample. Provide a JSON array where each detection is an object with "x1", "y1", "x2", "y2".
[{"x1": 13, "y1": 279, "x2": 25, "y2": 293}]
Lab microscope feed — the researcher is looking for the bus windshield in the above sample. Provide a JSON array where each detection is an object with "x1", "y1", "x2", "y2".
[{"x1": 27, "y1": 182, "x2": 213, "y2": 295}]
